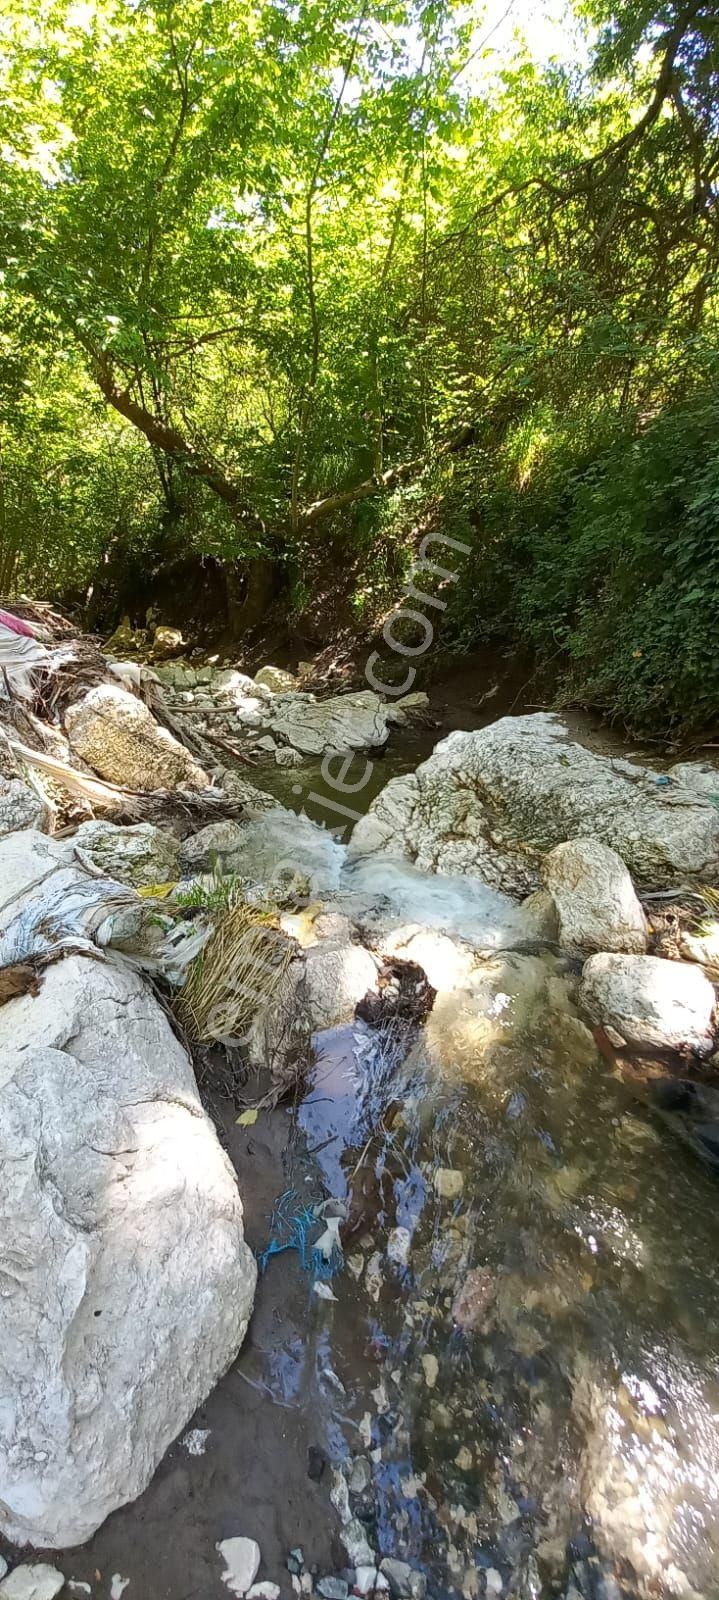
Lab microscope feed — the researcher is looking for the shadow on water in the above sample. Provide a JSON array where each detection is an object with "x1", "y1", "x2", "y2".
[{"x1": 254, "y1": 983, "x2": 719, "y2": 1600}]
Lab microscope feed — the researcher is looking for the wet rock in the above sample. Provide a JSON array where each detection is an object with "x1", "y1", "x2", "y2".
[
  {"x1": 433, "y1": 1168, "x2": 464, "y2": 1200},
  {"x1": 217, "y1": 1538, "x2": 261, "y2": 1596},
  {"x1": 255, "y1": 666, "x2": 299, "y2": 694},
  {"x1": 73, "y1": 819, "x2": 180, "y2": 888},
  {"x1": 348, "y1": 713, "x2": 719, "y2": 893},
  {"x1": 287, "y1": 1551, "x2": 305, "y2": 1575},
  {"x1": 387, "y1": 1227, "x2": 412, "y2": 1267},
  {"x1": 421, "y1": 1354, "x2": 439, "y2": 1388},
  {"x1": 379, "y1": 1560, "x2": 426, "y2": 1600},
  {"x1": 0, "y1": 954, "x2": 256, "y2": 1547},
  {"x1": 275, "y1": 746, "x2": 304, "y2": 767},
  {"x1": 248, "y1": 938, "x2": 378, "y2": 1076},
  {"x1": 317, "y1": 1581, "x2": 349, "y2": 1599},
  {"x1": 0, "y1": 1569, "x2": 64, "y2": 1600},
  {"x1": 268, "y1": 690, "x2": 390, "y2": 756},
  {"x1": 541, "y1": 839, "x2": 647, "y2": 958},
  {"x1": 452, "y1": 1267, "x2": 495, "y2": 1332},
  {"x1": 580, "y1": 952, "x2": 716, "y2": 1054},
  {"x1": 65, "y1": 682, "x2": 208, "y2": 791}
]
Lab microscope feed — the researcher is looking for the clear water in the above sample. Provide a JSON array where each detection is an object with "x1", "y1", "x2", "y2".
[{"x1": 257, "y1": 975, "x2": 719, "y2": 1600}]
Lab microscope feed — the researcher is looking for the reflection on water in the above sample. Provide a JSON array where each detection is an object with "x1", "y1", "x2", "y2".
[{"x1": 260, "y1": 966, "x2": 719, "y2": 1600}]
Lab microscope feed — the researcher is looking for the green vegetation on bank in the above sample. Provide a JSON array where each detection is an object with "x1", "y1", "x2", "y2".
[{"x1": 0, "y1": 0, "x2": 717, "y2": 729}]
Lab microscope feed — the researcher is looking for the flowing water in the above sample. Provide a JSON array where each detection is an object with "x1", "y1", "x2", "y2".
[
  {"x1": 236, "y1": 697, "x2": 719, "y2": 1600},
  {"x1": 252, "y1": 981, "x2": 719, "y2": 1600}
]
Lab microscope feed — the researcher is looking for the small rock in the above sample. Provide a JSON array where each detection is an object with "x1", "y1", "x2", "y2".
[
  {"x1": 353, "y1": 1568, "x2": 378, "y2": 1595},
  {"x1": 331, "y1": 1470, "x2": 352, "y2": 1526},
  {"x1": 182, "y1": 1427, "x2": 211, "y2": 1455},
  {"x1": 288, "y1": 1550, "x2": 305, "y2": 1576},
  {"x1": 455, "y1": 1446, "x2": 473, "y2": 1470},
  {"x1": 275, "y1": 747, "x2": 304, "y2": 767},
  {"x1": 217, "y1": 1538, "x2": 261, "y2": 1596},
  {"x1": 255, "y1": 735, "x2": 278, "y2": 753},
  {"x1": 247, "y1": 1587, "x2": 280, "y2": 1600},
  {"x1": 379, "y1": 1560, "x2": 426, "y2": 1600},
  {"x1": 387, "y1": 1227, "x2": 411, "y2": 1267},
  {"x1": 110, "y1": 1583, "x2": 130, "y2": 1600},
  {"x1": 0, "y1": 1570, "x2": 64, "y2": 1600},
  {"x1": 317, "y1": 1581, "x2": 349, "y2": 1600},
  {"x1": 433, "y1": 1168, "x2": 464, "y2": 1201},
  {"x1": 67, "y1": 1587, "x2": 91, "y2": 1597},
  {"x1": 421, "y1": 1353, "x2": 439, "y2": 1389},
  {"x1": 308, "y1": 1445, "x2": 327, "y2": 1481},
  {"x1": 341, "y1": 1519, "x2": 375, "y2": 1568},
  {"x1": 349, "y1": 1456, "x2": 372, "y2": 1495},
  {"x1": 485, "y1": 1572, "x2": 503, "y2": 1597}
]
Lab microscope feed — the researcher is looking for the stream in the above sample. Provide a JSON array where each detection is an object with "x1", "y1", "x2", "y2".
[{"x1": 25, "y1": 677, "x2": 719, "y2": 1600}]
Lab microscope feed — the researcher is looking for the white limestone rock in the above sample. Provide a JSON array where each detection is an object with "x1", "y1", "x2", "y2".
[
  {"x1": 217, "y1": 1538, "x2": 261, "y2": 1597},
  {"x1": 268, "y1": 689, "x2": 390, "y2": 756},
  {"x1": 65, "y1": 682, "x2": 208, "y2": 791},
  {"x1": 347, "y1": 714, "x2": 719, "y2": 894},
  {"x1": 0, "y1": 1566, "x2": 64, "y2": 1600},
  {"x1": 541, "y1": 837, "x2": 647, "y2": 958},
  {"x1": 73, "y1": 819, "x2": 180, "y2": 888},
  {"x1": 0, "y1": 955, "x2": 256, "y2": 1548},
  {"x1": 580, "y1": 952, "x2": 716, "y2": 1053}
]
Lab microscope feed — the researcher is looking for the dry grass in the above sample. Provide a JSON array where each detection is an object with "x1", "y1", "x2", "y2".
[{"x1": 176, "y1": 901, "x2": 294, "y2": 1044}]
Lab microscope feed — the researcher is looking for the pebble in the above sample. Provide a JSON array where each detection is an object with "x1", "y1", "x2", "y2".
[
  {"x1": 0, "y1": 1570, "x2": 65, "y2": 1600},
  {"x1": 110, "y1": 1584, "x2": 130, "y2": 1600},
  {"x1": 485, "y1": 1572, "x2": 503, "y2": 1596},
  {"x1": 421, "y1": 1353, "x2": 439, "y2": 1389},
  {"x1": 317, "y1": 1581, "x2": 349, "y2": 1600},
  {"x1": 182, "y1": 1427, "x2": 211, "y2": 1455},
  {"x1": 387, "y1": 1227, "x2": 411, "y2": 1267},
  {"x1": 247, "y1": 1587, "x2": 280, "y2": 1600},
  {"x1": 455, "y1": 1446, "x2": 473, "y2": 1470},
  {"x1": 433, "y1": 1169, "x2": 464, "y2": 1201},
  {"x1": 217, "y1": 1538, "x2": 261, "y2": 1597},
  {"x1": 288, "y1": 1551, "x2": 305, "y2": 1576}
]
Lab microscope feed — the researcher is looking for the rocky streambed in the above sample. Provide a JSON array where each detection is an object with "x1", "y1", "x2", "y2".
[{"x1": 0, "y1": 639, "x2": 719, "y2": 1600}]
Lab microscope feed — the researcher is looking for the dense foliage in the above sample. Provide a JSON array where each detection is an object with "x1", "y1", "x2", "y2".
[{"x1": 0, "y1": 0, "x2": 717, "y2": 727}]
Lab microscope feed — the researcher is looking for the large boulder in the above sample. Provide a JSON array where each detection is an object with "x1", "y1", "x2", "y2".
[
  {"x1": 0, "y1": 954, "x2": 256, "y2": 1548},
  {"x1": 541, "y1": 838, "x2": 647, "y2": 958},
  {"x1": 268, "y1": 689, "x2": 390, "y2": 756},
  {"x1": 347, "y1": 714, "x2": 719, "y2": 895},
  {"x1": 73, "y1": 819, "x2": 180, "y2": 888},
  {"x1": 579, "y1": 952, "x2": 716, "y2": 1053},
  {"x1": 65, "y1": 683, "x2": 208, "y2": 791},
  {"x1": 248, "y1": 937, "x2": 379, "y2": 1080}
]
